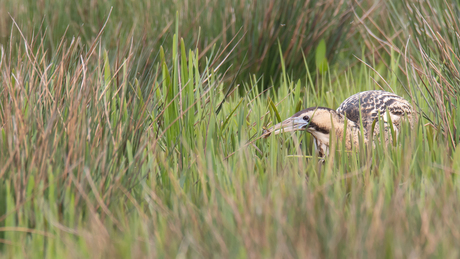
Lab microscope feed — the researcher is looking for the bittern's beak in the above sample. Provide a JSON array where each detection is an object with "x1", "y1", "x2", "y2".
[{"x1": 262, "y1": 117, "x2": 309, "y2": 138}]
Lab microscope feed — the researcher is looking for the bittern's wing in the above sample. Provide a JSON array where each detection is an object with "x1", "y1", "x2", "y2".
[{"x1": 336, "y1": 90, "x2": 413, "y2": 130}]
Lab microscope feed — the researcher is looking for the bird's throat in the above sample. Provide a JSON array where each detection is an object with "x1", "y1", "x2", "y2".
[{"x1": 310, "y1": 118, "x2": 363, "y2": 156}]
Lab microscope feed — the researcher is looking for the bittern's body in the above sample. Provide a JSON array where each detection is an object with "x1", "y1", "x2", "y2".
[{"x1": 263, "y1": 90, "x2": 416, "y2": 157}]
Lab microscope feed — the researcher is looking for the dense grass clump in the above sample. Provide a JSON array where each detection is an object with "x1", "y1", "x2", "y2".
[
  {"x1": 0, "y1": 0, "x2": 460, "y2": 258},
  {"x1": 0, "y1": 0, "x2": 354, "y2": 89}
]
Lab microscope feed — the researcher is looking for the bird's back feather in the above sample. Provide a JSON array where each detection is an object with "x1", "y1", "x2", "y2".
[{"x1": 336, "y1": 90, "x2": 414, "y2": 133}]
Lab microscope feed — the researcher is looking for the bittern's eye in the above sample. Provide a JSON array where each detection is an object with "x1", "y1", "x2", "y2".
[{"x1": 303, "y1": 116, "x2": 309, "y2": 121}]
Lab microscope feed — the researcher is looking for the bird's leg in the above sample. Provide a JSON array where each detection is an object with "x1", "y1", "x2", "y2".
[
  {"x1": 316, "y1": 157, "x2": 325, "y2": 178},
  {"x1": 318, "y1": 157, "x2": 326, "y2": 164}
]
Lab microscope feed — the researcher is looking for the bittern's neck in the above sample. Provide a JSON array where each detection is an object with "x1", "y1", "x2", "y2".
[
  {"x1": 333, "y1": 117, "x2": 364, "y2": 150},
  {"x1": 310, "y1": 112, "x2": 364, "y2": 152}
]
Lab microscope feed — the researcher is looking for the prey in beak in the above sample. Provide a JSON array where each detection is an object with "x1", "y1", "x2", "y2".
[
  {"x1": 261, "y1": 107, "x2": 340, "y2": 158},
  {"x1": 262, "y1": 115, "x2": 310, "y2": 138},
  {"x1": 261, "y1": 107, "x2": 342, "y2": 157}
]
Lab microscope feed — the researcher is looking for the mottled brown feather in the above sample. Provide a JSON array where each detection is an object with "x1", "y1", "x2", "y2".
[
  {"x1": 265, "y1": 90, "x2": 416, "y2": 157},
  {"x1": 336, "y1": 90, "x2": 415, "y2": 135}
]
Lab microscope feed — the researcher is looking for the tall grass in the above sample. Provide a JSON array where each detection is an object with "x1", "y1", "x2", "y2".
[
  {"x1": 354, "y1": 0, "x2": 459, "y2": 148},
  {"x1": 0, "y1": 0, "x2": 354, "y2": 89},
  {"x1": 1, "y1": 0, "x2": 460, "y2": 258}
]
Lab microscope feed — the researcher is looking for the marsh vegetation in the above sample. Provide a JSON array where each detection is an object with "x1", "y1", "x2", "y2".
[{"x1": 0, "y1": 0, "x2": 459, "y2": 258}]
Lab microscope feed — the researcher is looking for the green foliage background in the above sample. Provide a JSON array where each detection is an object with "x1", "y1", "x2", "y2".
[{"x1": 0, "y1": 0, "x2": 459, "y2": 258}]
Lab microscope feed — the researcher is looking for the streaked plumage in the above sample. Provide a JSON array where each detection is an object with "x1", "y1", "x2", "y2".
[
  {"x1": 263, "y1": 90, "x2": 416, "y2": 157},
  {"x1": 337, "y1": 90, "x2": 414, "y2": 134}
]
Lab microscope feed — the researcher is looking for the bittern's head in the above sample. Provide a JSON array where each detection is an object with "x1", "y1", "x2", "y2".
[{"x1": 262, "y1": 107, "x2": 340, "y2": 138}]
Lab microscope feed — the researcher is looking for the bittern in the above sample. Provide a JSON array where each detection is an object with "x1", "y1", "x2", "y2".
[{"x1": 262, "y1": 90, "x2": 416, "y2": 157}]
